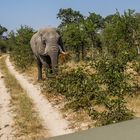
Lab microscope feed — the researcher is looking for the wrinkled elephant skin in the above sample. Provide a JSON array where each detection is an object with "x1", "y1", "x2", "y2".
[{"x1": 30, "y1": 27, "x2": 64, "y2": 80}]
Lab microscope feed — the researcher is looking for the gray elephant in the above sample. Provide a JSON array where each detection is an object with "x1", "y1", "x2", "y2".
[{"x1": 30, "y1": 27, "x2": 65, "y2": 80}]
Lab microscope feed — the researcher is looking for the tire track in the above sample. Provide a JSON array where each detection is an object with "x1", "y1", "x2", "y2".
[
  {"x1": 0, "y1": 70, "x2": 14, "y2": 140},
  {"x1": 5, "y1": 56, "x2": 73, "y2": 137}
]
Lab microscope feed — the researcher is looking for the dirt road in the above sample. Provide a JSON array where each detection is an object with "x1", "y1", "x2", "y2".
[
  {"x1": 0, "y1": 70, "x2": 14, "y2": 140},
  {"x1": 5, "y1": 56, "x2": 73, "y2": 137}
]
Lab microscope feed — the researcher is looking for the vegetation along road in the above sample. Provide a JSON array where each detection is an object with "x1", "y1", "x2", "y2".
[
  {"x1": 0, "y1": 8, "x2": 140, "y2": 139},
  {"x1": 0, "y1": 55, "x2": 74, "y2": 139}
]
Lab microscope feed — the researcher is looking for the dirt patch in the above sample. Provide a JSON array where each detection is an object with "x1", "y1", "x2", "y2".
[
  {"x1": 6, "y1": 56, "x2": 73, "y2": 137},
  {"x1": 0, "y1": 70, "x2": 14, "y2": 140},
  {"x1": 24, "y1": 60, "x2": 97, "y2": 131}
]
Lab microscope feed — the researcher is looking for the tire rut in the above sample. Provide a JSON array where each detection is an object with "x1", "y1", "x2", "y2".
[
  {"x1": 5, "y1": 56, "x2": 73, "y2": 137},
  {"x1": 0, "y1": 70, "x2": 14, "y2": 140}
]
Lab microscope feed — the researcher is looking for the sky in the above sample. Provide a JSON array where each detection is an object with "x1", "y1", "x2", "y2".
[{"x1": 0, "y1": 0, "x2": 140, "y2": 32}]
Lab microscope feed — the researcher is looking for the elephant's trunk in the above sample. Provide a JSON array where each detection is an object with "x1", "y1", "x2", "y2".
[{"x1": 47, "y1": 45, "x2": 59, "y2": 74}]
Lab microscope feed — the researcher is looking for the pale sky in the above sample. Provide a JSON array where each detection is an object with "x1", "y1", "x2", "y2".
[{"x1": 0, "y1": 0, "x2": 140, "y2": 31}]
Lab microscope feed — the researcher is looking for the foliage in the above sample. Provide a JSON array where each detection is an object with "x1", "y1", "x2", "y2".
[
  {"x1": 57, "y1": 8, "x2": 83, "y2": 27},
  {"x1": 0, "y1": 24, "x2": 7, "y2": 35},
  {"x1": 42, "y1": 9, "x2": 140, "y2": 126},
  {"x1": 9, "y1": 25, "x2": 35, "y2": 70},
  {"x1": 57, "y1": 8, "x2": 86, "y2": 61},
  {"x1": 102, "y1": 9, "x2": 139, "y2": 59},
  {"x1": 0, "y1": 39, "x2": 7, "y2": 52},
  {"x1": 60, "y1": 23, "x2": 88, "y2": 61},
  {"x1": 94, "y1": 54, "x2": 133, "y2": 125},
  {"x1": 133, "y1": 57, "x2": 140, "y2": 75},
  {"x1": 57, "y1": 8, "x2": 103, "y2": 61},
  {"x1": 82, "y1": 12, "x2": 103, "y2": 49},
  {"x1": 1, "y1": 8, "x2": 139, "y2": 126},
  {"x1": 0, "y1": 25, "x2": 8, "y2": 53},
  {"x1": 43, "y1": 66, "x2": 99, "y2": 110},
  {"x1": 44, "y1": 49, "x2": 133, "y2": 125}
]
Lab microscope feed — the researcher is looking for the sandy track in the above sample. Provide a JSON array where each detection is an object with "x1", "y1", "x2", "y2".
[
  {"x1": 0, "y1": 70, "x2": 13, "y2": 140},
  {"x1": 5, "y1": 56, "x2": 73, "y2": 137}
]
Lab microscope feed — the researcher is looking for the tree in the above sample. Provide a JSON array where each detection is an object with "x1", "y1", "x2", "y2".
[
  {"x1": 10, "y1": 25, "x2": 35, "y2": 69},
  {"x1": 57, "y1": 9, "x2": 104, "y2": 61},
  {"x1": 0, "y1": 25, "x2": 7, "y2": 36},
  {"x1": 61, "y1": 23, "x2": 87, "y2": 61},
  {"x1": 57, "y1": 8, "x2": 83, "y2": 27},
  {"x1": 82, "y1": 13, "x2": 103, "y2": 57},
  {"x1": 0, "y1": 25, "x2": 8, "y2": 53},
  {"x1": 102, "y1": 10, "x2": 139, "y2": 59},
  {"x1": 57, "y1": 8, "x2": 88, "y2": 61}
]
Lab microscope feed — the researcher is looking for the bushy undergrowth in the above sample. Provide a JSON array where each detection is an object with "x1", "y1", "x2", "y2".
[
  {"x1": 43, "y1": 55, "x2": 134, "y2": 126},
  {"x1": 9, "y1": 26, "x2": 35, "y2": 70},
  {"x1": 5, "y1": 9, "x2": 139, "y2": 126},
  {"x1": 0, "y1": 39, "x2": 7, "y2": 52},
  {"x1": 11, "y1": 44, "x2": 34, "y2": 70},
  {"x1": 133, "y1": 57, "x2": 140, "y2": 75}
]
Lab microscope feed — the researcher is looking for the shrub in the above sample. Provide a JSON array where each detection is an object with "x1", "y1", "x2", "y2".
[
  {"x1": 42, "y1": 56, "x2": 133, "y2": 126},
  {"x1": 9, "y1": 25, "x2": 35, "y2": 70}
]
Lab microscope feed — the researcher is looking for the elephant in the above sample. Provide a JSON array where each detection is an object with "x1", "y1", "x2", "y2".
[{"x1": 30, "y1": 27, "x2": 65, "y2": 80}]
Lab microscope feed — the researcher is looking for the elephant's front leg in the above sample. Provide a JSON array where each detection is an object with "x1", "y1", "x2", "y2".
[
  {"x1": 37, "y1": 59, "x2": 42, "y2": 80},
  {"x1": 43, "y1": 63, "x2": 50, "y2": 78}
]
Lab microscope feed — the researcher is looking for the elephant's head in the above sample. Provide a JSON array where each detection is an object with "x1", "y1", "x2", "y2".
[
  {"x1": 37, "y1": 27, "x2": 64, "y2": 75},
  {"x1": 30, "y1": 27, "x2": 65, "y2": 80},
  {"x1": 38, "y1": 27, "x2": 60, "y2": 55}
]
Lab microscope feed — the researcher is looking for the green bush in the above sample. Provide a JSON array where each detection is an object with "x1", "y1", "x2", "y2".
[
  {"x1": 42, "y1": 56, "x2": 133, "y2": 126},
  {"x1": 11, "y1": 44, "x2": 34, "y2": 69},
  {"x1": 9, "y1": 25, "x2": 35, "y2": 70},
  {"x1": 0, "y1": 39, "x2": 7, "y2": 53},
  {"x1": 133, "y1": 58, "x2": 140, "y2": 75}
]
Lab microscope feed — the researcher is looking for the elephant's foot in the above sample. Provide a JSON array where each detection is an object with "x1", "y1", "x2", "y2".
[
  {"x1": 37, "y1": 78, "x2": 42, "y2": 81},
  {"x1": 46, "y1": 73, "x2": 57, "y2": 78},
  {"x1": 37, "y1": 75, "x2": 43, "y2": 81}
]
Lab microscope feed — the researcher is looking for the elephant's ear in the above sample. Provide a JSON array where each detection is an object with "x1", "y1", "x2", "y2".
[{"x1": 38, "y1": 28, "x2": 44, "y2": 42}]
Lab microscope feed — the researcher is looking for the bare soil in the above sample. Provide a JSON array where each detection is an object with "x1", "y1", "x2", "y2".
[
  {"x1": 0, "y1": 70, "x2": 14, "y2": 140},
  {"x1": 5, "y1": 56, "x2": 73, "y2": 137}
]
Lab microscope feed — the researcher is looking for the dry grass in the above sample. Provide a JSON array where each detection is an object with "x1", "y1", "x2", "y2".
[
  {"x1": 24, "y1": 63, "x2": 96, "y2": 131},
  {"x1": 0, "y1": 56, "x2": 47, "y2": 140},
  {"x1": 63, "y1": 109, "x2": 96, "y2": 131},
  {"x1": 126, "y1": 73, "x2": 140, "y2": 117},
  {"x1": 127, "y1": 61, "x2": 140, "y2": 109},
  {"x1": 42, "y1": 89, "x2": 96, "y2": 132},
  {"x1": 24, "y1": 63, "x2": 38, "y2": 82},
  {"x1": 127, "y1": 95, "x2": 140, "y2": 117},
  {"x1": 60, "y1": 60, "x2": 96, "y2": 75}
]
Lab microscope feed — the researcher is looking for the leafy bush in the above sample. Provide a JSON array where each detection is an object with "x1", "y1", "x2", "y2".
[
  {"x1": 0, "y1": 39, "x2": 7, "y2": 53},
  {"x1": 94, "y1": 55, "x2": 133, "y2": 125},
  {"x1": 133, "y1": 58, "x2": 140, "y2": 75},
  {"x1": 9, "y1": 26, "x2": 35, "y2": 70},
  {"x1": 4, "y1": 9, "x2": 139, "y2": 126},
  {"x1": 11, "y1": 44, "x2": 34, "y2": 69},
  {"x1": 42, "y1": 10, "x2": 140, "y2": 125},
  {"x1": 42, "y1": 55, "x2": 133, "y2": 126}
]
